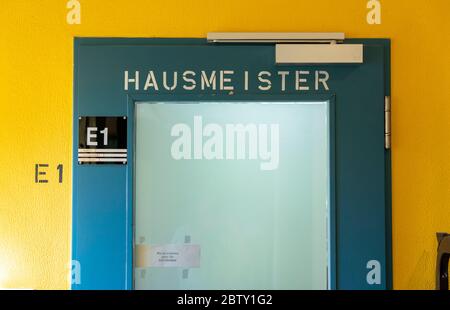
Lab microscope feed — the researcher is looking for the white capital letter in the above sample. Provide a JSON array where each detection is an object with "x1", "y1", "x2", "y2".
[
  {"x1": 220, "y1": 70, "x2": 234, "y2": 91},
  {"x1": 144, "y1": 71, "x2": 159, "y2": 91},
  {"x1": 278, "y1": 71, "x2": 289, "y2": 92},
  {"x1": 315, "y1": 71, "x2": 330, "y2": 91},
  {"x1": 258, "y1": 71, "x2": 272, "y2": 91},
  {"x1": 295, "y1": 71, "x2": 310, "y2": 91},
  {"x1": 183, "y1": 71, "x2": 196, "y2": 90},
  {"x1": 163, "y1": 71, "x2": 178, "y2": 90},
  {"x1": 201, "y1": 71, "x2": 216, "y2": 90},
  {"x1": 124, "y1": 71, "x2": 139, "y2": 91},
  {"x1": 86, "y1": 127, "x2": 97, "y2": 146}
]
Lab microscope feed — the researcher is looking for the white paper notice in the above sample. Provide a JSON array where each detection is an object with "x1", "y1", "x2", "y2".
[{"x1": 136, "y1": 244, "x2": 201, "y2": 268}]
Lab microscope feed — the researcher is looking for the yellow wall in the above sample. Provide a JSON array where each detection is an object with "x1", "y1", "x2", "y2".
[{"x1": 0, "y1": 0, "x2": 449, "y2": 290}]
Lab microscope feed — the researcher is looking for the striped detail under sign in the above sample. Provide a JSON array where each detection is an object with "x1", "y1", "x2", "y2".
[{"x1": 78, "y1": 148, "x2": 127, "y2": 164}]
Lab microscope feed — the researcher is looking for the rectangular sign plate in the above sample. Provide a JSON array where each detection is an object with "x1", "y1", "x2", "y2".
[
  {"x1": 78, "y1": 116, "x2": 127, "y2": 164},
  {"x1": 276, "y1": 44, "x2": 363, "y2": 64},
  {"x1": 135, "y1": 244, "x2": 201, "y2": 268}
]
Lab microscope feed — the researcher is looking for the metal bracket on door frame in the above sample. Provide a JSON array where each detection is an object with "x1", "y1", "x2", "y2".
[
  {"x1": 385, "y1": 96, "x2": 391, "y2": 150},
  {"x1": 207, "y1": 32, "x2": 345, "y2": 43}
]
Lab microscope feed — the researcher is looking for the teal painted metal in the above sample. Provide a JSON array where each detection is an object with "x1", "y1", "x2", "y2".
[{"x1": 73, "y1": 38, "x2": 391, "y2": 290}]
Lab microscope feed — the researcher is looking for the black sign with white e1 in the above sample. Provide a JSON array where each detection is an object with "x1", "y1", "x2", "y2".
[{"x1": 78, "y1": 116, "x2": 127, "y2": 164}]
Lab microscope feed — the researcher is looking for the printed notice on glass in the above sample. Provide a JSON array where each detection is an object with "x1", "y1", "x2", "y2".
[{"x1": 136, "y1": 244, "x2": 200, "y2": 268}]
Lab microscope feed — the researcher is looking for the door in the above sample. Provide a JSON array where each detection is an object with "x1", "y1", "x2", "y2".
[{"x1": 72, "y1": 38, "x2": 391, "y2": 290}]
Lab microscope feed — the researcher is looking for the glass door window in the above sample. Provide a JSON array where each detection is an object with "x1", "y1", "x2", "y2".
[{"x1": 134, "y1": 101, "x2": 330, "y2": 290}]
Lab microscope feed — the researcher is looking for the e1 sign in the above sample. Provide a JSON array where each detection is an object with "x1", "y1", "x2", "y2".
[{"x1": 78, "y1": 116, "x2": 127, "y2": 164}]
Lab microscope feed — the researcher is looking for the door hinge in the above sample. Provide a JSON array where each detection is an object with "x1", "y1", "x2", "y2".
[{"x1": 385, "y1": 96, "x2": 391, "y2": 150}]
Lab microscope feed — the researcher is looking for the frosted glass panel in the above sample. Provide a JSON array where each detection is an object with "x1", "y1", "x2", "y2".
[{"x1": 135, "y1": 102, "x2": 329, "y2": 290}]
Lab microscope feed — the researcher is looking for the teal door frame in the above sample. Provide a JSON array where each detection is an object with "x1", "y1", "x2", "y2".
[{"x1": 72, "y1": 38, "x2": 391, "y2": 290}]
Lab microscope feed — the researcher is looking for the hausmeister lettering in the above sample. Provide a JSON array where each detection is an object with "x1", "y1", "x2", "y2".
[{"x1": 124, "y1": 70, "x2": 330, "y2": 92}]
